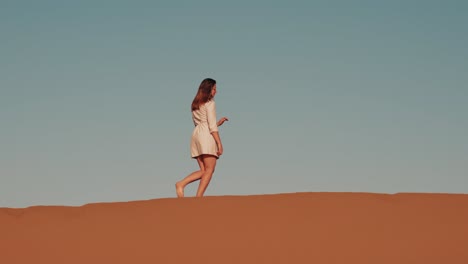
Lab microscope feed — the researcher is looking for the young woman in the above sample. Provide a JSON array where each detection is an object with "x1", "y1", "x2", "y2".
[{"x1": 175, "y1": 78, "x2": 228, "y2": 197}]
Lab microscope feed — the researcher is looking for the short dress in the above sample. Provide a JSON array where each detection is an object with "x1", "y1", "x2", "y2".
[{"x1": 190, "y1": 100, "x2": 219, "y2": 159}]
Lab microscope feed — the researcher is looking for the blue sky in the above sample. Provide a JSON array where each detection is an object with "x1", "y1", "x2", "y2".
[{"x1": 1, "y1": 0, "x2": 467, "y2": 207}]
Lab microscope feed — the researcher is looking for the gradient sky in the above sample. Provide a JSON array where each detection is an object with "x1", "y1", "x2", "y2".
[{"x1": 1, "y1": 0, "x2": 467, "y2": 208}]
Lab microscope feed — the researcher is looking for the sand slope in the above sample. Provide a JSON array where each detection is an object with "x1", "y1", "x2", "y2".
[{"x1": 1, "y1": 192, "x2": 468, "y2": 264}]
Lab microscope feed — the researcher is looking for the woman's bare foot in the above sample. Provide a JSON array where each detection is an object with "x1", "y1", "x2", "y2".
[{"x1": 175, "y1": 182, "x2": 184, "y2": 198}]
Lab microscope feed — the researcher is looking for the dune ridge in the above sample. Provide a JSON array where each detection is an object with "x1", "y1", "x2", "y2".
[{"x1": 1, "y1": 192, "x2": 468, "y2": 264}]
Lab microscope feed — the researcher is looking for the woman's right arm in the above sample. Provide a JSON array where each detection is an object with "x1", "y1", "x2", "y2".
[
  {"x1": 206, "y1": 101, "x2": 223, "y2": 156},
  {"x1": 211, "y1": 132, "x2": 223, "y2": 156}
]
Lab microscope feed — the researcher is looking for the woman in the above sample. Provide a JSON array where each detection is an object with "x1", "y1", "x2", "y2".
[{"x1": 175, "y1": 78, "x2": 228, "y2": 197}]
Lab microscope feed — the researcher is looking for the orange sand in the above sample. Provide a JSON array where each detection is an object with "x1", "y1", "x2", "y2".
[{"x1": 1, "y1": 192, "x2": 468, "y2": 264}]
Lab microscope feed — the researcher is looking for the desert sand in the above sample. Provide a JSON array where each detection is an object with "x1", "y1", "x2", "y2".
[{"x1": 1, "y1": 192, "x2": 468, "y2": 264}]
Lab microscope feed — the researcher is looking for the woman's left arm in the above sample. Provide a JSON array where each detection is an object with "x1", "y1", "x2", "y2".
[{"x1": 217, "y1": 117, "x2": 229, "y2": 127}]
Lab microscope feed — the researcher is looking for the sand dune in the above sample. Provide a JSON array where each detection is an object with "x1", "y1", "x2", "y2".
[{"x1": 1, "y1": 192, "x2": 468, "y2": 264}]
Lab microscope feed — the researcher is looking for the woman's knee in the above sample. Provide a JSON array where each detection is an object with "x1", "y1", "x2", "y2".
[{"x1": 203, "y1": 167, "x2": 215, "y2": 175}]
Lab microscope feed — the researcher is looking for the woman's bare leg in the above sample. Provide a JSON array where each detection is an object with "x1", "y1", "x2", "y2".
[
  {"x1": 196, "y1": 155, "x2": 217, "y2": 197},
  {"x1": 176, "y1": 157, "x2": 205, "y2": 197}
]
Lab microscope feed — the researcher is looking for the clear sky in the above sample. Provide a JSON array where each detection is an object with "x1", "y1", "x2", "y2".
[{"x1": 1, "y1": 0, "x2": 467, "y2": 207}]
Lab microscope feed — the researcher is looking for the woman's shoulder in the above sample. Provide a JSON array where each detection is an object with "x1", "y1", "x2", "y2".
[{"x1": 204, "y1": 100, "x2": 216, "y2": 107}]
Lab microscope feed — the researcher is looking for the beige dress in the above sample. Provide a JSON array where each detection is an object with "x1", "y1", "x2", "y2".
[{"x1": 191, "y1": 100, "x2": 219, "y2": 159}]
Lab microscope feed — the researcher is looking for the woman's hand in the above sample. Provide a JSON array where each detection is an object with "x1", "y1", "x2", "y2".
[
  {"x1": 217, "y1": 117, "x2": 229, "y2": 127},
  {"x1": 217, "y1": 144, "x2": 224, "y2": 156}
]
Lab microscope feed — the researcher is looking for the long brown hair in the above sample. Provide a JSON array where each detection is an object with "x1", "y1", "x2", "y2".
[{"x1": 191, "y1": 78, "x2": 216, "y2": 111}]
